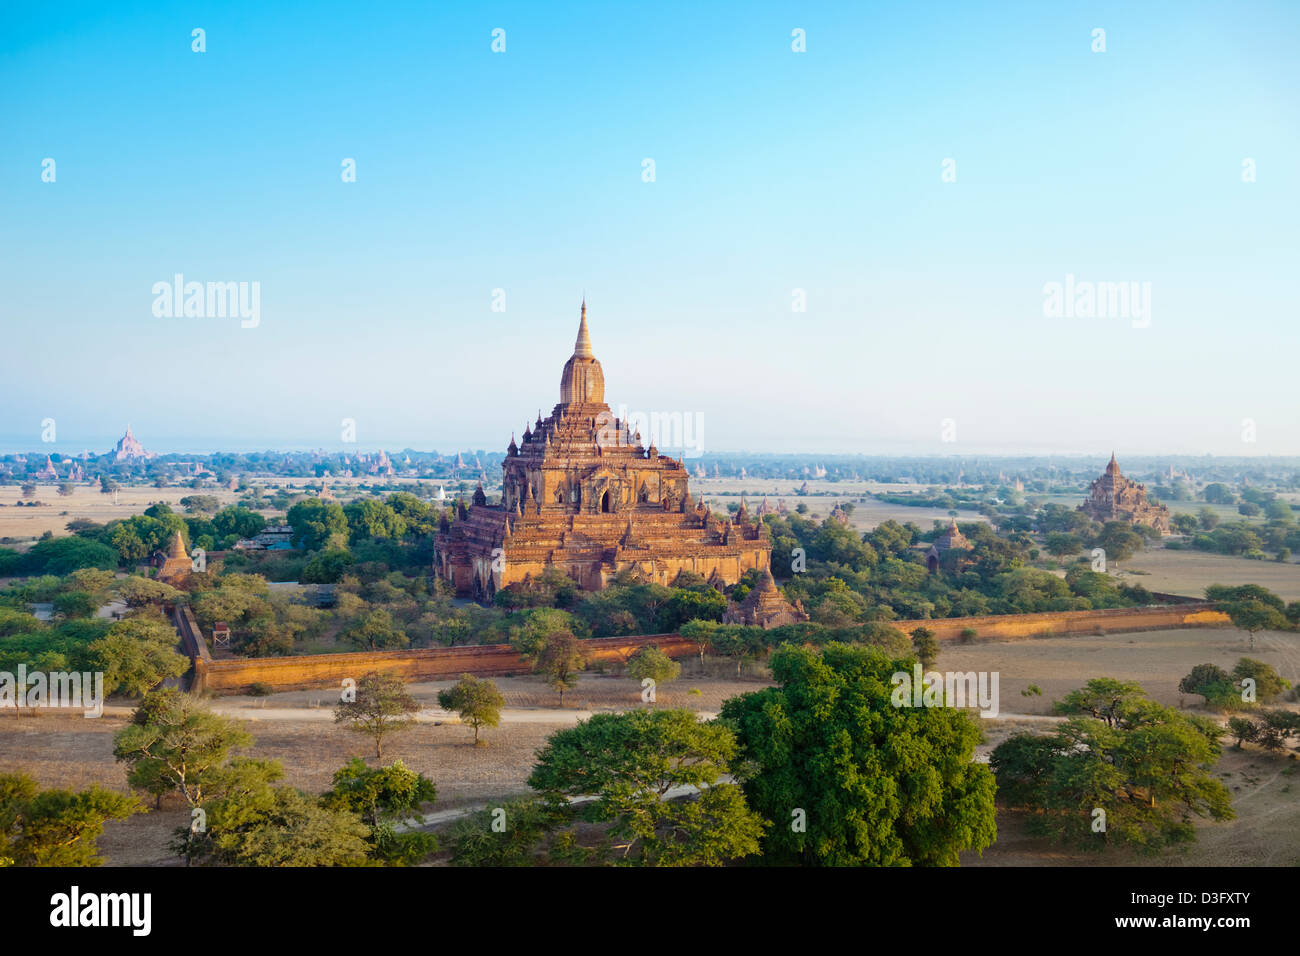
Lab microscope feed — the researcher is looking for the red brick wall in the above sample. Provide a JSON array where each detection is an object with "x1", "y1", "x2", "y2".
[{"x1": 191, "y1": 603, "x2": 1229, "y2": 695}]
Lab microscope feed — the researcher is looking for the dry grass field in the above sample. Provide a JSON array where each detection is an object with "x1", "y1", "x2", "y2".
[
  {"x1": 1116, "y1": 544, "x2": 1300, "y2": 602},
  {"x1": 0, "y1": 476, "x2": 435, "y2": 545},
  {"x1": 693, "y1": 478, "x2": 989, "y2": 531},
  {"x1": 0, "y1": 484, "x2": 243, "y2": 543}
]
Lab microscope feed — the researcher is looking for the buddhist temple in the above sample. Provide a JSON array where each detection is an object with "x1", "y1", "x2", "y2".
[
  {"x1": 112, "y1": 425, "x2": 155, "y2": 461},
  {"x1": 1077, "y1": 453, "x2": 1171, "y2": 533},
  {"x1": 723, "y1": 567, "x2": 808, "y2": 628},
  {"x1": 155, "y1": 530, "x2": 192, "y2": 585},
  {"x1": 433, "y1": 302, "x2": 772, "y2": 600},
  {"x1": 926, "y1": 518, "x2": 972, "y2": 573}
]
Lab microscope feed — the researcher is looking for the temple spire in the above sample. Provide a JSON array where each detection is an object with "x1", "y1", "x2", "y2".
[{"x1": 574, "y1": 299, "x2": 594, "y2": 359}]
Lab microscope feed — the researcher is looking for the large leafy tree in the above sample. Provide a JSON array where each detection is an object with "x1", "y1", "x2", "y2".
[
  {"x1": 90, "y1": 612, "x2": 190, "y2": 697},
  {"x1": 720, "y1": 642, "x2": 997, "y2": 866},
  {"x1": 286, "y1": 499, "x2": 348, "y2": 551},
  {"x1": 113, "y1": 689, "x2": 255, "y2": 808},
  {"x1": 321, "y1": 758, "x2": 438, "y2": 864},
  {"x1": 507, "y1": 608, "x2": 578, "y2": 664},
  {"x1": 115, "y1": 576, "x2": 185, "y2": 608},
  {"x1": 655, "y1": 588, "x2": 727, "y2": 632},
  {"x1": 1177, "y1": 663, "x2": 1237, "y2": 710},
  {"x1": 0, "y1": 773, "x2": 141, "y2": 867},
  {"x1": 344, "y1": 500, "x2": 408, "y2": 542},
  {"x1": 528, "y1": 709, "x2": 765, "y2": 866},
  {"x1": 1232, "y1": 657, "x2": 1289, "y2": 703},
  {"x1": 1096, "y1": 521, "x2": 1144, "y2": 564},
  {"x1": 187, "y1": 785, "x2": 371, "y2": 867},
  {"x1": 342, "y1": 608, "x2": 408, "y2": 651},
  {"x1": 211, "y1": 506, "x2": 266, "y2": 543},
  {"x1": 18, "y1": 536, "x2": 118, "y2": 575},
  {"x1": 994, "y1": 679, "x2": 1234, "y2": 853}
]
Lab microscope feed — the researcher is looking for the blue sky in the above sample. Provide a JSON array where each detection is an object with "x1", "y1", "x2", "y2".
[{"x1": 1, "y1": 0, "x2": 1296, "y2": 457}]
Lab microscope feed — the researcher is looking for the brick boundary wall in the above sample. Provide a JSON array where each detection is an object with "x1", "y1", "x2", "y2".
[
  {"x1": 885, "y1": 602, "x2": 1229, "y2": 643},
  {"x1": 187, "y1": 601, "x2": 1229, "y2": 695},
  {"x1": 170, "y1": 604, "x2": 212, "y2": 663},
  {"x1": 193, "y1": 632, "x2": 701, "y2": 695}
]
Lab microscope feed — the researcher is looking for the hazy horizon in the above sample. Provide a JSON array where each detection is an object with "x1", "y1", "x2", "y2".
[{"x1": 4, "y1": 429, "x2": 1300, "y2": 463}]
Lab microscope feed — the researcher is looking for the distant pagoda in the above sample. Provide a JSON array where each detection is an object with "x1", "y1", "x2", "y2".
[
  {"x1": 112, "y1": 425, "x2": 155, "y2": 462},
  {"x1": 1077, "y1": 453, "x2": 1170, "y2": 533}
]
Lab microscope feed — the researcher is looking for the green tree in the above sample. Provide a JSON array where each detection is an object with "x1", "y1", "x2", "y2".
[
  {"x1": 1247, "y1": 710, "x2": 1300, "y2": 752},
  {"x1": 320, "y1": 758, "x2": 437, "y2": 864},
  {"x1": 1097, "y1": 522, "x2": 1143, "y2": 564},
  {"x1": 1223, "y1": 599, "x2": 1286, "y2": 650},
  {"x1": 301, "y1": 548, "x2": 354, "y2": 584},
  {"x1": 286, "y1": 499, "x2": 348, "y2": 551},
  {"x1": 448, "y1": 797, "x2": 572, "y2": 867},
  {"x1": 211, "y1": 506, "x2": 267, "y2": 543},
  {"x1": 911, "y1": 626, "x2": 939, "y2": 670},
  {"x1": 1232, "y1": 657, "x2": 1289, "y2": 703},
  {"x1": 115, "y1": 576, "x2": 185, "y2": 608},
  {"x1": 996, "y1": 680, "x2": 1234, "y2": 854},
  {"x1": 1226, "y1": 716, "x2": 1258, "y2": 749},
  {"x1": 1044, "y1": 532, "x2": 1082, "y2": 560},
  {"x1": 0, "y1": 773, "x2": 141, "y2": 866},
  {"x1": 536, "y1": 631, "x2": 586, "y2": 706},
  {"x1": 507, "y1": 608, "x2": 576, "y2": 665},
  {"x1": 179, "y1": 495, "x2": 222, "y2": 514},
  {"x1": 188, "y1": 785, "x2": 371, "y2": 867},
  {"x1": 655, "y1": 588, "x2": 727, "y2": 632},
  {"x1": 720, "y1": 642, "x2": 996, "y2": 866},
  {"x1": 1203, "y1": 483, "x2": 1234, "y2": 505},
  {"x1": 528, "y1": 709, "x2": 765, "y2": 866},
  {"x1": 342, "y1": 609, "x2": 408, "y2": 651},
  {"x1": 626, "y1": 645, "x2": 682, "y2": 695},
  {"x1": 20, "y1": 536, "x2": 118, "y2": 575},
  {"x1": 91, "y1": 614, "x2": 190, "y2": 697},
  {"x1": 437, "y1": 674, "x2": 505, "y2": 744},
  {"x1": 1177, "y1": 663, "x2": 1236, "y2": 709},
  {"x1": 333, "y1": 671, "x2": 419, "y2": 760},
  {"x1": 344, "y1": 500, "x2": 408, "y2": 542},
  {"x1": 113, "y1": 690, "x2": 255, "y2": 808}
]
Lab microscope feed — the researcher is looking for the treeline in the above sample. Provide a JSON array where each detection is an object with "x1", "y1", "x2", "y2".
[{"x1": 764, "y1": 513, "x2": 1152, "y2": 624}]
